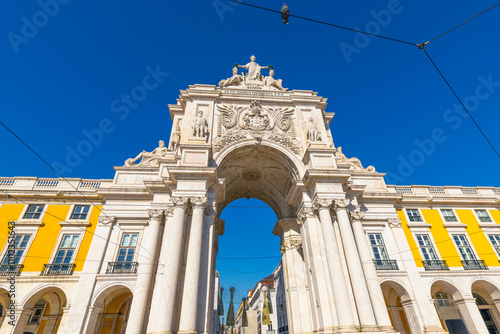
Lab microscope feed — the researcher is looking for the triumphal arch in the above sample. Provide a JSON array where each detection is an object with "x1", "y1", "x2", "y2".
[{"x1": 57, "y1": 56, "x2": 447, "y2": 334}]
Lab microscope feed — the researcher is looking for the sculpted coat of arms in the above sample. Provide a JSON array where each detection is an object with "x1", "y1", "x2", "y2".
[{"x1": 214, "y1": 100, "x2": 300, "y2": 153}]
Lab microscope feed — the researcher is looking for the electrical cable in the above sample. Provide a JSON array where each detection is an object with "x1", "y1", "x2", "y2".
[
  {"x1": 227, "y1": 0, "x2": 417, "y2": 46},
  {"x1": 420, "y1": 48, "x2": 500, "y2": 159}
]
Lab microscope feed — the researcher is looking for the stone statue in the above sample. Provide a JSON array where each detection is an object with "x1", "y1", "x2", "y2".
[
  {"x1": 264, "y1": 69, "x2": 287, "y2": 90},
  {"x1": 169, "y1": 125, "x2": 181, "y2": 152},
  {"x1": 125, "y1": 140, "x2": 168, "y2": 167},
  {"x1": 192, "y1": 111, "x2": 209, "y2": 139},
  {"x1": 335, "y1": 146, "x2": 376, "y2": 172},
  {"x1": 306, "y1": 117, "x2": 320, "y2": 141},
  {"x1": 219, "y1": 66, "x2": 243, "y2": 88},
  {"x1": 238, "y1": 55, "x2": 269, "y2": 81}
]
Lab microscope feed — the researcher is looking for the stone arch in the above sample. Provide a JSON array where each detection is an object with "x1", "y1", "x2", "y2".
[
  {"x1": 215, "y1": 141, "x2": 303, "y2": 220},
  {"x1": 380, "y1": 280, "x2": 419, "y2": 334},
  {"x1": 471, "y1": 279, "x2": 500, "y2": 333},
  {"x1": 429, "y1": 278, "x2": 466, "y2": 301},
  {"x1": 88, "y1": 283, "x2": 133, "y2": 334},
  {"x1": 0, "y1": 287, "x2": 10, "y2": 328},
  {"x1": 16, "y1": 285, "x2": 67, "y2": 334}
]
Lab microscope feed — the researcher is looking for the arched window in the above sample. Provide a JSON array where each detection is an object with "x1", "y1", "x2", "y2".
[
  {"x1": 28, "y1": 300, "x2": 46, "y2": 324},
  {"x1": 474, "y1": 293, "x2": 489, "y2": 306}
]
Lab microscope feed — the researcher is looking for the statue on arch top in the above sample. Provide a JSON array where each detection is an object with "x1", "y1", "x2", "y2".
[{"x1": 238, "y1": 55, "x2": 269, "y2": 81}]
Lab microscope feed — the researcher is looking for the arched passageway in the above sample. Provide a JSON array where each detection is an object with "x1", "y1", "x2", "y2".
[
  {"x1": 472, "y1": 280, "x2": 500, "y2": 334},
  {"x1": 91, "y1": 285, "x2": 133, "y2": 334},
  {"x1": 15, "y1": 286, "x2": 67, "y2": 334},
  {"x1": 381, "y1": 281, "x2": 419, "y2": 334},
  {"x1": 0, "y1": 289, "x2": 10, "y2": 329}
]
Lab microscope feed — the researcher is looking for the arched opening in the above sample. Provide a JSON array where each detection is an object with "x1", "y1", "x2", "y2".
[
  {"x1": 381, "y1": 281, "x2": 417, "y2": 334},
  {"x1": 92, "y1": 285, "x2": 133, "y2": 334},
  {"x1": 431, "y1": 281, "x2": 468, "y2": 334},
  {"x1": 18, "y1": 286, "x2": 67, "y2": 334},
  {"x1": 0, "y1": 288, "x2": 10, "y2": 328},
  {"x1": 472, "y1": 280, "x2": 500, "y2": 333},
  {"x1": 214, "y1": 142, "x2": 301, "y2": 333}
]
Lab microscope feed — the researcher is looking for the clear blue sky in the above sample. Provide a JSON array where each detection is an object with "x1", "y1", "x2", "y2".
[{"x1": 1, "y1": 0, "x2": 500, "y2": 311}]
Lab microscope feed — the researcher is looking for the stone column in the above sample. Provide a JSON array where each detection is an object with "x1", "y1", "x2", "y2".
[
  {"x1": 455, "y1": 297, "x2": 489, "y2": 334},
  {"x1": 314, "y1": 198, "x2": 357, "y2": 332},
  {"x1": 400, "y1": 299, "x2": 423, "y2": 334},
  {"x1": 333, "y1": 199, "x2": 378, "y2": 331},
  {"x1": 126, "y1": 209, "x2": 165, "y2": 334},
  {"x1": 274, "y1": 218, "x2": 313, "y2": 334},
  {"x1": 300, "y1": 207, "x2": 336, "y2": 333},
  {"x1": 147, "y1": 196, "x2": 189, "y2": 334},
  {"x1": 179, "y1": 197, "x2": 207, "y2": 334},
  {"x1": 83, "y1": 306, "x2": 102, "y2": 334},
  {"x1": 349, "y1": 209, "x2": 393, "y2": 331}
]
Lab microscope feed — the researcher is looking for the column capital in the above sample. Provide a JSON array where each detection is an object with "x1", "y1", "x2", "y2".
[
  {"x1": 297, "y1": 207, "x2": 315, "y2": 224},
  {"x1": 191, "y1": 197, "x2": 207, "y2": 209},
  {"x1": 332, "y1": 198, "x2": 348, "y2": 212},
  {"x1": 349, "y1": 209, "x2": 365, "y2": 221},
  {"x1": 204, "y1": 203, "x2": 217, "y2": 217},
  {"x1": 171, "y1": 196, "x2": 189, "y2": 208},
  {"x1": 312, "y1": 198, "x2": 333, "y2": 212},
  {"x1": 148, "y1": 209, "x2": 164, "y2": 221},
  {"x1": 387, "y1": 218, "x2": 402, "y2": 229},
  {"x1": 280, "y1": 237, "x2": 302, "y2": 253},
  {"x1": 164, "y1": 205, "x2": 175, "y2": 217},
  {"x1": 98, "y1": 215, "x2": 116, "y2": 225}
]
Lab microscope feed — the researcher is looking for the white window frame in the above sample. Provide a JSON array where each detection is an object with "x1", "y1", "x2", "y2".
[
  {"x1": 18, "y1": 204, "x2": 47, "y2": 222},
  {"x1": 488, "y1": 234, "x2": 500, "y2": 258},
  {"x1": 415, "y1": 233, "x2": 441, "y2": 261},
  {"x1": 367, "y1": 232, "x2": 390, "y2": 261},
  {"x1": 405, "y1": 208, "x2": 424, "y2": 223},
  {"x1": 439, "y1": 209, "x2": 459, "y2": 223},
  {"x1": 48, "y1": 229, "x2": 84, "y2": 265},
  {"x1": 0, "y1": 225, "x2": 39, "y2": 268},
  {"x1": 474, "y1": 209, "x2": 493, "y2": 223},
  {"x1": 64, "y1": 204, "x2": 94, "y2": 224},
  {"x1": 451, "y1": 234, "x2": 479, "y2": 261},
  {"x1": 115, "y1": 233, "x2": 139, "y2": 263},
  {"x1": 111, "y1": 229, "x2": 143, "y2": 264}
]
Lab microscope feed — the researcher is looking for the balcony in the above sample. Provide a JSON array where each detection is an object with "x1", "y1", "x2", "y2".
[
  {"x1": 461, "y1": 259, "x2": 488, "y2": 270},
  {"x1": 374, "y1": 259, "x2": 399, "y2": 270},
  {"x1": 422, "y1": 260, "x2": 449, "y2": 271},
  {"x1": 106, "y1": 262, "x2": 138, "y2": 274},
  {"x1": 40, "y1": 263, "x2": 76, "y2": 276},
  {"x1": 0, "y1": 264, "x2": 24, "y2": 276}
]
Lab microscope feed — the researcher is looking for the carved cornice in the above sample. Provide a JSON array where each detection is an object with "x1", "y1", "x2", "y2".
[
  {"x1": 349, "y1": 209, "x2": 365, "y2": 221},
  {"x1": 98, "y1": 215, "x2": 116, "y2": 225},
  {"x1": 147, "y1": 209, "x2": 165, "y2": 221},
  {"x1": 388, "y1": 218, "x2": 402, "y2": 229},
  {"x1": 333, "y1": 198, "x2": 348, "y2": 212}
]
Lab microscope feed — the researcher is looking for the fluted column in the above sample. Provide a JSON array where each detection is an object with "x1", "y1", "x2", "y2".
[
  {"x1": 126, "y1": 209, "x2": 165, "y2": 334},
  {"x1": 179, "y1": 197, "x2": 207, "y2": 334},
  {"x1": 349, "y1": 210, "x2": 394, "y2": 331},
  {"x1": 333, "y1": 199, "x2": 378, "y2": 331},
  {"x1": 314, "y1": 198, "x2": 357, "y2": 332},
  {"x1": 147, "y1": 196, "x2": 189, "y2": 334}
]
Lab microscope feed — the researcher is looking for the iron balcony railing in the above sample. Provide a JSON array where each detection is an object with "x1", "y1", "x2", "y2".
[
  {"x1": 106, "y1": 262, "x2": 139, "y2": 274},
  {"x1": 374, "y1": 259, "x2": 399, "y2": 270},
  {"x1": 461, "y1": 259, "x2": 488, "y2": 270},
  {"x1": 0, "y1": 264, "x2": 24, "y2": 276},
  {"x1": 40, "y1": 263, "x2": 76, "y2": 276},
  {"x1": 422, "y1": 260, "x2": 450, "y2": 271}
]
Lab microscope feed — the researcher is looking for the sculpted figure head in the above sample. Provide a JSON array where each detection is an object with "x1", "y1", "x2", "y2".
[
  {"x1": 232, "y1": 66, "x2": 238, "y2": 75},
  {"x1": 250, "y1": 55, "x2": 256, "y2": 62},
  {"x1": 159, "y1": 140, "x2": 165, "y2": 147},
  {"x1": 269, "y1": 69, "x2": 275, "y2": 77},
  {"x1": 198, "y1": 111, "x2": 204, "y2": 117}
]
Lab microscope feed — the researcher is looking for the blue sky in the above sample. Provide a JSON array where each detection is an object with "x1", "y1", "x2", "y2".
[{"x1": 1, "y1": 0, "x2": 500, "y2": 314}]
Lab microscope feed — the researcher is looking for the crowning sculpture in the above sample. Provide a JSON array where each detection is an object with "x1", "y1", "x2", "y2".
[{"x1": 125, "y1": 140, "x2": 168, "y2": 167}]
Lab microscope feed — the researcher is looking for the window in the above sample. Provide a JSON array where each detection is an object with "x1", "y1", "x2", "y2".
[
  {"x1": 70, "y1": 205, "x2": 90, "y2": 220},
  {"x1": 23, "y1": 204, "x2": 44, "y2": 219},
  {"x1": 1, "y1": 234, "x2": 31, "y2": 265},
  {"x1": 441, "y1": 209, "x2": 458, "y2": 222},
  {"x1": 54, "y1": 235, "x2": 79, "y2": 264},
  {"x1": 475, "y1": 210, "x2": 492, "y2": 222},
  {"x1": 453, "y1": 234, "x2": 476, "y2": 260},
  {"x1": 117, "y1": 233, "x2": 138, "y2": 262},
  {"x1": 28, "y1": 300, "x2": 46, "y2": 324},
  {"x1": 368, "y1": 233, "x2": 389, "y2": 260},
  {"x1": 489, "y1": 235, "x2": 500, "y2": 257},
  {"x1": 416, "y1": 234, "x2": 439, "y2": 260},
  {"x1": 406, "y1": 209, "x2": 422, "y2": 222}
]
